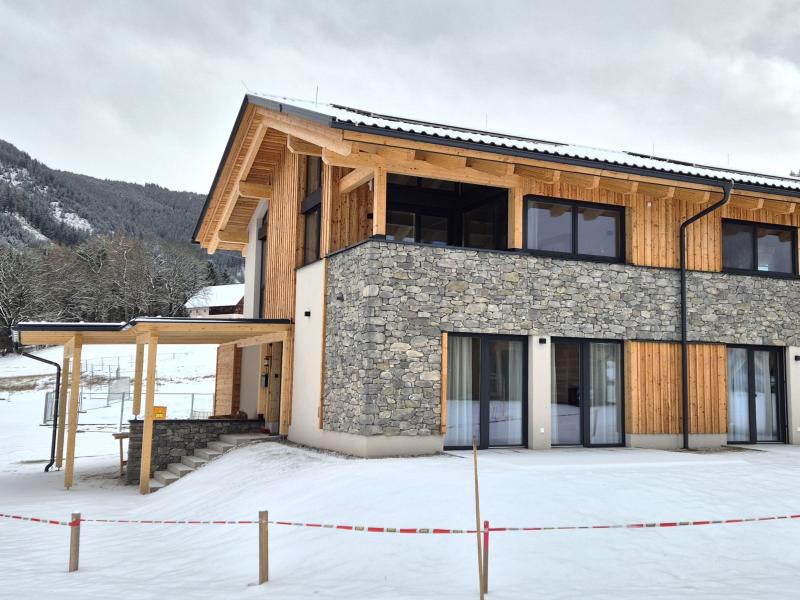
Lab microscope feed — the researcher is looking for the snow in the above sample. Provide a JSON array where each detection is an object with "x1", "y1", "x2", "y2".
[
  {"x1": 3, "y1": 348, "x2": 800, "y2": 598},
  {"x1": 10, "y1": 213, "x2": 49, "y2": 242},
  {"x1": 185, "y1": 284, "x2": 245, "y2": 309},
  {"x1": 253, "y1": 93, "x2": 800, "y2": 191},
  {"x1": 50, "y1": 201, "x2": 93, "y2": 233}
]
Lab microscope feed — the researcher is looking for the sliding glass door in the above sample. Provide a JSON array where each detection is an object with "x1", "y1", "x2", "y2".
[
  {"x1": 727, "y1": 346, "x2": 785, "y2": 444},
  {"x1": 551, "y1": 339, "x2": 624, "y2": 447},
  {"x1": 444, "y1": 334, "x2": 526, "y2": 449}
]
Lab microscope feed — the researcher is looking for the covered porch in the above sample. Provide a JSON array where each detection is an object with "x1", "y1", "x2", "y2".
[{"x1": 14, "y1": 317, "x2": 293, "y2": 494}]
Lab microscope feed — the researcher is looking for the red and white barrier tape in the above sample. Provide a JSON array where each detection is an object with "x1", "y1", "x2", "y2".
[
  {"x1": 5, "y1": 511, "x2": 800, "y2": 533},
  {"x1": 0, "y1": 512, "x2": 79, "y2": 527}
]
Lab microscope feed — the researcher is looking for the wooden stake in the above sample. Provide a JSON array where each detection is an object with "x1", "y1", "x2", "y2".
[
  {"x1": 68, "y1": 512, "x2": 80, "y2": 572},
  {"x1": 482, "y1": 520, "x2": 489, "y2": 593},
  {"x1": 473, "y1": 437, "x2": 484, "y2": 600},
  {"x1": 259, "y1": 510, "x2": 269, "y2": 584}
]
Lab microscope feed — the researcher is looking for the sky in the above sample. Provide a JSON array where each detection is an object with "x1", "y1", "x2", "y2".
[{"x1": 1, "y1": 0, "x2": 799, "y2": 194}]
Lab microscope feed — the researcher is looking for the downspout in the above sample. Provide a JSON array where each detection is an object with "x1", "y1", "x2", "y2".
[
  {"x1": 15, "y1": 343, "x2": 61, "y2": 472},
  {"x1": 679, "y1": 180, "x2": 734, "y2": 450}
]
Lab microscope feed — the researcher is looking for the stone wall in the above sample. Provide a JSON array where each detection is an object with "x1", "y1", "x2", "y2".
[
  {"x1": 126, "y1": 419, "x2": 262, "y2": 484},
  {"x1": 324, "y1": 239, "x2": 800, "y2": 437}
]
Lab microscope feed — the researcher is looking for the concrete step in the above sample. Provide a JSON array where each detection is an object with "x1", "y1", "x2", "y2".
[
  {"x1": 195, "y1": 447, "x2": 222, "y2": 461},
  {"x1": 181, "y1": 454, "x2": 208, "y2": 469},
  {"x1": 167, "y1": 462, "x2": 194, "y2": 478},
  {"x1": 148, "y1": 478, "x2": 165, "y2": 492},
  {"x1": 208, "y1": 441, "x2": 235, "y2": 453},
  {"x1": 154, "y1": 470, "x2": 180, "y2": 485},
  {"x1": 218, "y1": 433, "x2": 279, "y2": 447}
]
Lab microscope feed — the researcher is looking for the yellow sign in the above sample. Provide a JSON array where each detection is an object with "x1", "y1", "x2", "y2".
[{"x1": 153, "y1": 405, "x2": 167, "y2": 420}]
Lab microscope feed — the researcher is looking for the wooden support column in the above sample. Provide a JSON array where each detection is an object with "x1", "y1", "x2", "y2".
[
  {"x1": 64, "y1": 335, "x2": 82, "y2": 489},
  {"x1": 55, "y1": 347, "x2": 71, "y2": 470},
  {"x1": 507, "y1": 187, "x2": 523, "y2": 250},
  {"x1": 279, "y1": 331, "x2": 294, "y2": 436},
  {"x1": 440, "y1": 332, "x2": 449, "y2": 435},
  {"x1": 132, "y1": 338, "x2": 145, "y2": 416},
  {"x1": 372, "y1": 166, "x2": 387, "y2": 236},
  {"x1": 320, "y1": 163, "x2": 335, "y2": 257},
  {"x1": 139, "y1": 333, "x2": 159, "y2": 494}
]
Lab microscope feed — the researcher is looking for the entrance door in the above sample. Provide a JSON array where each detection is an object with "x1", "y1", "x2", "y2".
[
  {"x1": 551, "y1": 339, "x2": 624, "y2": 447},
  {"x1": 444, "y1": 334, "x2": 526, "y2": 449},
  {"x1": 727, "y1": 346, "x2": 785, "y2": 443}
]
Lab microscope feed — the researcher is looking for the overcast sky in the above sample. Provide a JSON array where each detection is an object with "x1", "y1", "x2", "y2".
[{"x1": 1, "y1": 0, "x2": 799, "y2": 193}]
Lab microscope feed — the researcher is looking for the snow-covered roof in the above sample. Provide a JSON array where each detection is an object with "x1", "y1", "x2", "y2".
[
  {"x1": 185, "y1": 284, "x2": 245, "y2": 310},
  {"x1": 249, "y1": 93, "x2": 800, "y2": 195}
]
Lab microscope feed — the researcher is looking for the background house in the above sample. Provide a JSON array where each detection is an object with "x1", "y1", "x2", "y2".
[{"x1": 185, "y1": 284, "x2": 245, "y2": 318}]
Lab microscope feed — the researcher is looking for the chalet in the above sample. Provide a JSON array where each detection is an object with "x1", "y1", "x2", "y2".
[
  {"x1": 185, "y1": 283, "x2": 245, "y2": 318},
  {"x1": 15, "y1": 93, "x2": 800, "y2": 492}
]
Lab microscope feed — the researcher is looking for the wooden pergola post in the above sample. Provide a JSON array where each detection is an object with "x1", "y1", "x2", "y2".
[
  {"x1": 279, "y1": 331, "x2": 294, "y2": 436},
  {"x1": 139, "y1": 332, "x2": 159, "y2": 494},
  {"x1": 132, "y1": 338, "x2": 145, "y2": 416},
  {"x1": 507, "y1": 187, "x2": 523, "y2": 250},
  {"x1": 64, "y1": 335, "x2": 82, "y2": 489},
  {"x1": 55, "y1": 346, "x2": 71, "y2": 469}
]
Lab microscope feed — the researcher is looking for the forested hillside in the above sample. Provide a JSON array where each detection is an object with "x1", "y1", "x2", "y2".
[{"x1": 0, "y1": 139, "x2": 241, "y2": 280}]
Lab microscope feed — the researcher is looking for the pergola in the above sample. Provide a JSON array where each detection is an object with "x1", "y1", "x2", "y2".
[{"x1": 15, "y1": 317, "x2": 292, "y2": 494}]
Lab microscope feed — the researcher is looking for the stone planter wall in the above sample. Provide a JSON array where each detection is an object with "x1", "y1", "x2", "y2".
[{"x1": 126, "y1": 419, "x2": 262, "y2": 484}]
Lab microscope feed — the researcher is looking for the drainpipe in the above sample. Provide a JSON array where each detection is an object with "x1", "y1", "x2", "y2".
[
  {"x1": 680, "y1": 180, "x2": 734, "y2": 450},
  {"x1": 13, "y1": 337, "x2": 62, "y2": 471}
]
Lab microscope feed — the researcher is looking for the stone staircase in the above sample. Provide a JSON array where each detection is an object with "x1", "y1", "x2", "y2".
[{"x1": 148, "y1": 433, "x2": 279, "y2": 492}]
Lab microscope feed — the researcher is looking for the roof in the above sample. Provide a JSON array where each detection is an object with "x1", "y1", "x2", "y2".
[
  {"x1": 195, "y1": 92, "x2": 800, "y2": 243},
  {"x1": 185, "y1": 284, "x2": 245, "y2": 309},
  {"x1": 250, "y1": 93, "x2": 800, "y2": 193},
  {"x1": 14, "y1": 316, "x2": 290, "y2": 346}
]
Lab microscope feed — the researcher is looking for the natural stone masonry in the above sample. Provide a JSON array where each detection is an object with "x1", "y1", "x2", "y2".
[
  {"x1": 126, "y1": 419, "x2": 262, "y2": 484},
  {"x1": 324, "y1": 240, "x2": 800, "y2": 437}
]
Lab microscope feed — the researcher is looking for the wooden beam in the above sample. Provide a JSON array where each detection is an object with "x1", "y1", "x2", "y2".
[
  {"x1": 508, "y1": 187, "x2": 523, "y2": 250},
  {"x1": 440, "y1": 332, "x2": 448, "y2": 435},
  {"x1": 217, "y1": 229, "x2": 249, "y2": 244},
  {"x1": 416, "y1": 151, "x2": 467, "y2": 170},
  {"x1": 561, "y1": 172, "x2": 599, "y2": 189},
  {"x1": 730, "y1": 196, "x2": 765, "y2": 211},
  {"x1": 467, "y1": 158, "x2": 515, "y2": 177},
  {"x1": 516, "y1": 165, "x2": 557, "y2": 184},
  {"x1": 287, "y1": 135, "x2": 322, "y2": 156},
  {"x1": 320, "y1": 163, "x2": 335, "y2": 257},
  {"x1": 338, "y1": 167, "x2": 374, "y2": 195},
  {"x1": 64, "y1": 335, "x2": 82, "y2": 489},
  {"x1": 238, "y1": 181, "x2": 273, "y2": 199},
  {"x1": 132, "y1": 339, "x2": 144, "y2": 416},
  {"x1": 233, "y1": 331, "x2": 291, "y2": 348},
  {"x1": 762, "y1": 199, "x2": 796, "y2": 214},
  {"x1": 599, "y1": 177, "x2": 636, "y2": 195},
  {"x1": 139, "y1": 333, "x2": 159, "y2": 494},
  {"x1": 373, "y1": 167, "x2": 387, "y2": 236},
  {"x1": 279, "y1": 332, "x2": 294, "y2": 436},
  {"x1": 54, "y1": 348, "x2": 70, "y2": 470}
]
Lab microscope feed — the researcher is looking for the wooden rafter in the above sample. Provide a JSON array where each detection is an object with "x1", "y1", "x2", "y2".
[
  {"x1": 255, "y1": 108, "x2": 352, "y2": 157},
  {"x1": 238, "y1": 181, "x2": 273, "y2": 199},
  {"x1": 287, "y1": 135, "x2": 323, "y2": 156},
  {"x1": 217, "y1": 229, "x2": 249, "y2": 244}
]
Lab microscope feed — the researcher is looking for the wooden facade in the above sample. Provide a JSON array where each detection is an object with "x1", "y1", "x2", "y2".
[
  {"x1": 214, "y1": 344, "x2": 242, "y2": 415},
  {"x1": 625, "y1": 341, "x2": 727, "y2": 435}
]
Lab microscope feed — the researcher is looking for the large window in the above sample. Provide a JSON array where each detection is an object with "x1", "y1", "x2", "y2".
[
  {"x1": 386, "y1": 209, "x2": 448, "y2": 246},
  {"x1": 525, "y1": 197, "x2": 623, "y2": 261},
  {"x1": 727, "y1": 346, "x2": 786, "y2": 443},
  {"x1": 300, "y1": 156, "x2": 323, "y2": 265},
  {"x1": 722, "y1": 220, "x2": 796, "y2": 276}
]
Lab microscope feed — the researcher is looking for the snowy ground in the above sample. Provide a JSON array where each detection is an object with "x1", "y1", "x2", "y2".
[{"x1": 3, "y1": 349, "x2": 800, "y2": 599}]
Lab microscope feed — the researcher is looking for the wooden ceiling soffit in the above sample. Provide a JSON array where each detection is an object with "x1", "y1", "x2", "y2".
[
  {"x1": 516, "y1": 165, "x2": 557, "y2": 184},
  {"x1": 254, "y1": 107, "x2": 352, "y2": 156},
  {"x1": 730, "y1": 196, "x2": 765, "y2": 211},
  {"x1": 560, "y1": 172, "x2": 600, "y2": 190},
  {"x1": 761, "y1": 199, "x2": 796, "y2": 214},
  {"x1": 287, "y1": 135, "x2": 323, "y2": 156}
]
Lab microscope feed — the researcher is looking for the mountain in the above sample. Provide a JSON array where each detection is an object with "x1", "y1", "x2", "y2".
[{"x1": 0, "y1": 139, "x2": 242, "y2": 279}]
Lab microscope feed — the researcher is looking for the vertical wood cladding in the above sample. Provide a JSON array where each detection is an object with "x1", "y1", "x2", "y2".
[
  {"x1": 214, "y1": 345, "x2": 242, "y2": 416},
  {"x1": 625, "y1": 341, "x2": 727, "y2": 435},
  {"x1": 262, "y1": 145, "x2": 302, "y2": 319}
]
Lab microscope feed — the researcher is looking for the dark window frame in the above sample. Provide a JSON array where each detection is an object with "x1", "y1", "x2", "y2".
[
  {"x1": 257, "y1": 211, "x2": 268, "y2": 318},
  {"x1": 721, "y1": 218, "x2": 798, "y2": 278},
  {"x1": 444, "y1": 332, "x2": 529, "y2": 451},
  {"x1": 551, "y1": 337, "x2": 626, "y2": 448},
  {"x1": 299, "y1": 156, "x2": 324, "y2": 266},
  {"x1": 523, "y1": 195, "x2": 625, "y2": 263},
  {"x1": 302, "y1": 204, "x2": 322, "y2": 266},
  {"x1": 726, "y1": 344, "x2": 788, "y2": 444},
  {"x1": 386, "y1": 203, "x2": 453, "y2": 245}
]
